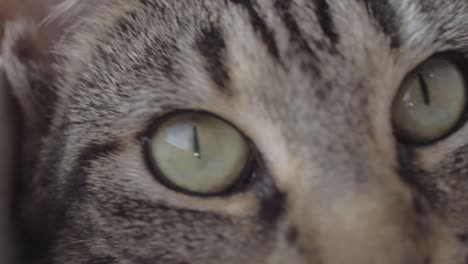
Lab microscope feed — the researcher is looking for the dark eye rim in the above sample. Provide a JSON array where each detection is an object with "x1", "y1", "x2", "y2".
[
  {"x1": 393, "y1": 52, "x2": 468, "y2": 146},
  {"x1": 141, "y1": 110, "x2": 258, "y2": 197}
]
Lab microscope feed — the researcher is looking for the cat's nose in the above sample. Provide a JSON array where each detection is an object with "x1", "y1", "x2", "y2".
[{"x1": 280, "y1": 162, "x2": 431, "y2": 264}]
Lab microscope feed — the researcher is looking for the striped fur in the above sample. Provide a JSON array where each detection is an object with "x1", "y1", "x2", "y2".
[{"x1": 3, "y1": 0, "x2": 468, "y2": 263}]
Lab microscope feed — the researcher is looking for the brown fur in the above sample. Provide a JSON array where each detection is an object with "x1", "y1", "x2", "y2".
[{"x1": 2, "y1": 0, "x2": 468, "y2": 263}]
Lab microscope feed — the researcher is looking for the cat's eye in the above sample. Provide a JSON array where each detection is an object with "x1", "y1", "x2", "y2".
[
  {"x1": 145, "y1": 112, "x2": 252, "y2": 196},
  {"x1": 392, "y1": 57, "x2": 467, "y2": 145}
]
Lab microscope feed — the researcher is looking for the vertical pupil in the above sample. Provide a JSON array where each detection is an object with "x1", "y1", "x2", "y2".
[
  {"x1": 192, "y1": 125, "x2": 201, "y2": 159},
  {"x1": 418, "y1": 73, "x2": 431, "y2": 106}
]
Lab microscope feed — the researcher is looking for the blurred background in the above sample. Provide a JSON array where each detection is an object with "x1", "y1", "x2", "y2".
[
  {"x1": 1, "y1": 1, "x2": 61, "y2": 262},
  {"x1": 1, "y1": 1, "x2": 20, "y2": 263},
  {"x1": 0, "y1": 62, "x2": 17, "y2": 264}
]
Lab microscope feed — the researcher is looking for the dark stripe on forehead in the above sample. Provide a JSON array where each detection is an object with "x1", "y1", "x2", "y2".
[
  {"x1": 361, "y1": 0, "x2": 401, "y2": 49},
  {"x1": 227, "y1": 0, "x2": 280, "y2": 60},
  {"x1": 315, "y1": 0, "x2": 340, "y2": 46},
  {"x1": 274, "y1": 0, "x2": 320, "y2": 75},
  {"x1": 196, "y1": 24, "x2": 232, "y2": 95}
]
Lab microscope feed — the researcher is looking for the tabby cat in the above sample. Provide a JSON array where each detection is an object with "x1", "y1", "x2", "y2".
[{"x1": 2, "y1": 0, "x2": 468, "y2": 263}]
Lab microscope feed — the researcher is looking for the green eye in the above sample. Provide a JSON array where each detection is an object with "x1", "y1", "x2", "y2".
[
  {"x1": 392, "y1": 57, "x2": 467, "y2": 144},
  {"x1": 146, "y1": 112, "x2": 252, "y2": 195}
]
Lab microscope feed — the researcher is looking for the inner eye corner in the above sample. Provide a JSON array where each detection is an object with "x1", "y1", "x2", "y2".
[
  {"x1": 141, "y1": 110, "x2": 260, "y2": 198},
  {"x1": 391, "y1": 52, "x2": 468, "y2": 147}
]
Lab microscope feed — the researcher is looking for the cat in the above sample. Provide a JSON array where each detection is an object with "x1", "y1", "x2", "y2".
[{"x1": 2, "y1": 0, "x2": 468, "y2": 263}]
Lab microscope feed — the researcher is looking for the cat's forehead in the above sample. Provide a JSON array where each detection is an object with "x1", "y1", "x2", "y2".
[{"x1": 55, "y1": 0, "x2": 468, "y2": 145}]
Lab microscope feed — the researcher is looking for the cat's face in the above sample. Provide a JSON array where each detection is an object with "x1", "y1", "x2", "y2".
[{"x1": 3, "y1": 0, "x2": 468, "y2": 263}]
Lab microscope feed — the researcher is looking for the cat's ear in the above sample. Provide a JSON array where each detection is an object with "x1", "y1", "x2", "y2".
[{"x1": 1, "y1": 0, "x2": 92, "y2": 133}]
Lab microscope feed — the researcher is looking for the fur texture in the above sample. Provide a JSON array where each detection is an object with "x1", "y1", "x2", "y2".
[{"x1": 3, "y1": 0, "x2": 468, "y2": 263}]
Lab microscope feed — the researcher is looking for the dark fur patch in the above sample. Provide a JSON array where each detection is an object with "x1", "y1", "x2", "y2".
[
  {"x1": 274, "y1": 0, "x2": 321, "y2": 75},
  {"x1": 228, "y1": 0, "x2": 281, "y2": 60},
  {"x1": 286, "y1": 225, "x2": 299, "y2": 245},
  {"x1": 196, "y1": 24, "x2": 232, "y2": 95},
  {"x1": 64, "y1": 140, "x2": 123, "y2": 205},
  {"x1": 396, "y1": 144, "x2": 418, "y2": 186},
  {"x1": 457, "y1": 233, "x2": 468, "y2": 244},
  {"x1": 253, "y1": 171, "x2": 286, "y2": 223},
  {"x1": 424, "y1": 257, "x2": 432, "y2": 264},
  {"x1": 13, "y1": 34, "x2": 42, "y2": 61},
  {"x1": 362, "y1": 0, "x2": 401, "y2": 48},
  {"x1": 395, "y1": 145, "x2": 433, "y2": 215},
  {"x1": 89, "y1": 256, "x2": 117, "y2": 264},
  {"x1": 315, "y1": 0, "x2": 340, "y2": 46},
  {"x1": 412, "y1": 195, "x2": 430, "y2": 217}
]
